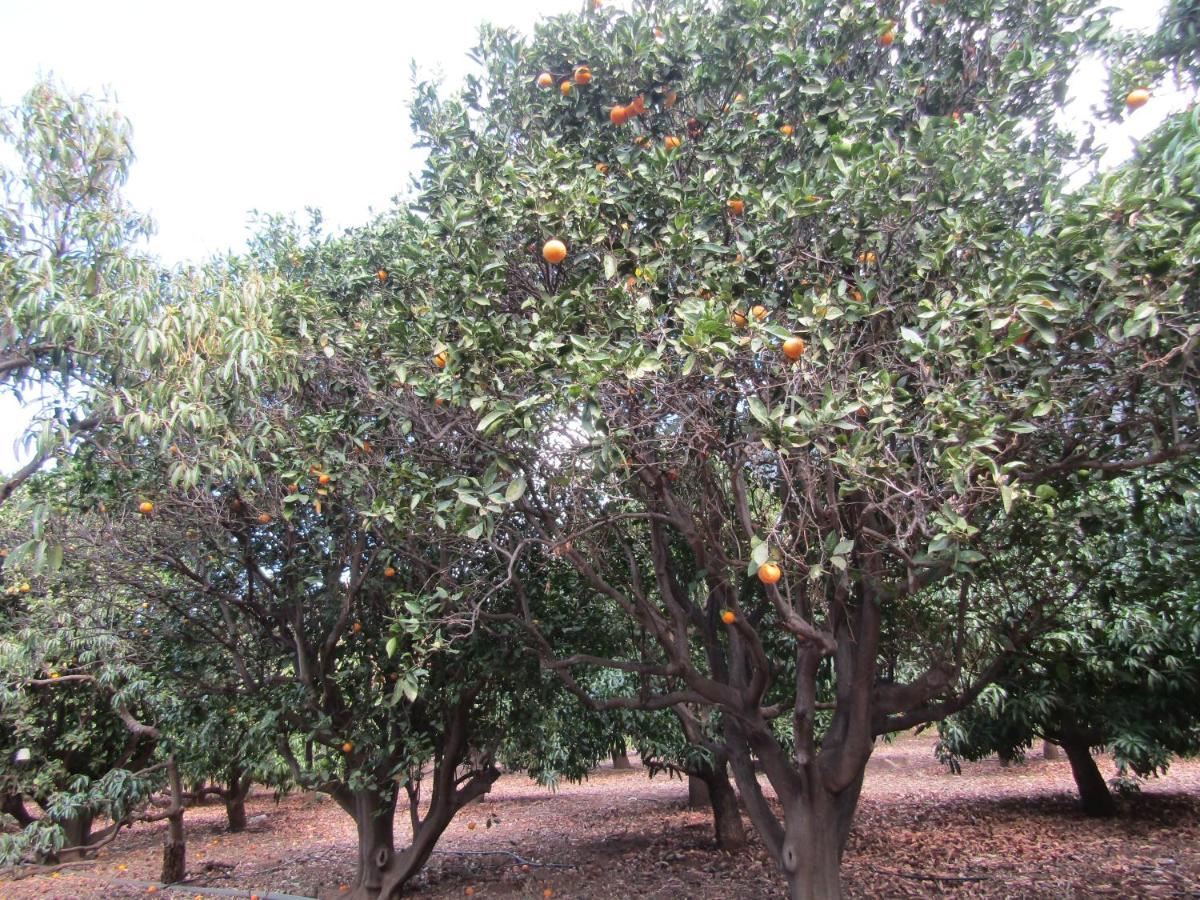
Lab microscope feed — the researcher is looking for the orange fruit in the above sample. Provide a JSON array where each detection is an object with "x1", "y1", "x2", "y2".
[
  {"x1": 782, "y1": 336, "x2": 806, "y2": 360},
  {"x1": 257, "y1": 513, "x2": 271, "y2": 524},
  {"x1": 465, "y1": 889, "x2": 475, "y2": 897},
  {"x1": 732, "y1": 310, "x2": 748, "y2": 327},
  {"x1": 537, "y1": 72, "x2": 553, "y2": 88},
  {"x1": 879, "y1": 30, "x2": 895, "y2": 46},
  {"x1": 727, "y1": 198, "x2": 745, "y2": 216},
  {"x1": 342, "y1": 741, "x2": 354, "y2": 753},
  {"x1": 288, "y1": 483, "x2": 299, "y2": 493},
  {"x1": 434, "y1": 351, "x2": 448, "y2": 369},
  {"x1": 1126, "y1": 88, "x2": 1150, "y2": 109},
  {"x1": 340, "y1": 885, "x2": 351, "y2": 893},
  {"x1": 138, "y1": 501, "x2": 154, "y2": 515},
  {"x1": 560, "y1": 81, "x2": 572, "y2": 96},
  {"x1": 384, "y1": 566, "x2": 396, "y2": 578},
  {"x1": 467, "y1": 821, "x2": 477, "y2": 830},
  {"x1": 733, "y1": 93, "x2": 746, "y2": 104},
  {"x1": 751, "y1": 305, "x2": 768, "y2": 321},
  {"x1": 574, "y1": 65, "x2": 592, "y2": 85},
  {"x1": 664, "y1": 135, "x2": 682, "y2": 150},
  {"x1": 596, "y1": 162, "x2": 609, "y2": 174},
  {"x1": 629, "y1": 94, "x2": 646, "y2": 115},
  {"x1": 147, "y1": 889, "x2": 158, "y2": 895},
  {"x1": 610, "y1": 105, "x2": 628, "y2": 125},
  {"x1": 780, "y1": 124, "x2": 794, "y2": 136},
  {"x1": 544, "y1": 890, "x2": 554, "y2": 898},
  {"x1": 543, "y1": 239, "x2": 568, "y2": 264},
  {"x1": 721, "y1": 610, "x2": 736, "y2": 624},
  {"x1": 757, "y1": 562, "x2": 782, "y2": 585},
  {"x1": 352, "y1": 621, "x2": 362, "y2": 633},
  {"x1": 376, "y1": 268, "x2": 388, "y2": 282},
  {"x1": 318, "y1": 473, "x2": 332, "y2": 485},
  {"x1": 664, "y1": 90, "x2": 678, "y2": 109}
]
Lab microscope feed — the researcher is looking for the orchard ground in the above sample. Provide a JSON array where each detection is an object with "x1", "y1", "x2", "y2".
[{"x1": 5, "y1": 733, "x2": 1198, "y2": 899}]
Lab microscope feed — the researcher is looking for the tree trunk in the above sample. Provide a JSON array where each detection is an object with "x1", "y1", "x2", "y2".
[
  {"x1": 704, "y1": 763, "x2": 747, "y2": 850},
  {"x1": 611, "y1": 741, "x2": 633, "y2": 769},
  {"x1": 335, "y1": 787, "x2": 397, "y2": 899},
  {"x1": 1042, "y1": 740, "x2": 1061, "y2": 760},
  {"x1": 688, "y1": 775, "x2": 710, "y2": 810},
  {"x1": 780, "y1": 785, "x2": 844, "y2": 900},
  {"x1": 53, "y1": 811, "x2": 95, "y2": 862},
  {"x1": 1, "y1": 792, "x2": 34, "y2": 826},
  {"x1": 160, "y1": 755, "x2": 186, "y2": 883},
  {"x1": 1061, "y1": 736, "x2": 1116, "y2": 817},
  {"x1": 224, "y1": 768, "x2": 252, "y2": 832}
]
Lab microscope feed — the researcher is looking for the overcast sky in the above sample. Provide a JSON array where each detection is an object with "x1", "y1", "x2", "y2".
[{"x1": 0, "y1": 0, "x2": 1180, "y2": 474}]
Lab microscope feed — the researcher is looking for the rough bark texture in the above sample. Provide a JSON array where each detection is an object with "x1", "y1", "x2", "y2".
[
  {"x1": 780, "y1": 786, "x2": 844, "y2": 900},
  {"x1": 54, "y1": 812, "x2": 95, "y2": 862},
  {"x1": 612, "y1": 749, "x2": 634, "y2": 770},
  {"x1": 337, "y1": 787, "x2": 397, "y2": 899},
  {"x1": 705, "y1": 764, "x2": 747, "y2": 851},
  {"x1": 687, "y1": 774, "x2": 710, "y2": 810},
  {"x1": 1042, "y1": 740, "x2": 1061, "y2": 760},
  {"x1": 1061, "y1": 736, "x2": 1117, "y2": 817}
]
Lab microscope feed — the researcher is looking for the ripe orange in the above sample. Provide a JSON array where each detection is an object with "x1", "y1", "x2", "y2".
[
  {"x1": 727, "y1": 198, "x2": 745, "y2": 216},
  {"x1": 257, "y1": 513, "x2": 271, "y2": 524},
  {"x1": 434, "y1": 351, "x2": 448, "y2": 369},
  {"x1": 543, "y1": 239, "x2": 568, "y2": 264},
  {"x1": 342, "y1": 741, "x2": 354, "y2": 753},
  {"x1": 352, "y1": 621, "x2": 362, "y2": 633},
  {"x1": 574, "y1": 65, "x2": 592, "y2": 85},
  {"x1": 664, "y1": 135, "x2": 682, "y2": 150},
  {"x1": 138, "y1": 501, "x2": 154, "y2": 515},
  {"x1": 544, "y1": 890, "x2": 554, "y2": 898},
  {"x1": 467, "y1": 821, "x2": 477, "y2": 830},
  {"x1": 318, "y1": 473, "x2": 332, "y2": 485},
  {"x1": 732, "y1": 310, "x2": 748, "y2": 327},
  {"x1": 384, "y1": 566, "x2": 396, "y2": 577},
  {"x1": 560, "y1": 81, "x2": 572, "y2": 96},
  {"x1": 288, "y1": 483, "x2": 299, "y2": 493},
  {"x1": 665, "y1": 90, "x2": 678, "y2": 108},
  {"x1": 721, "y1": 610, "x2": 736, "y2": 625},
  {"x1": 780, "y1": 124, "x2": 794, "y2": 136},
  {"x1": 610, "y1": 105, "x2": 628, "y2": 125},
  {"x1": 465, "y1": 889, "x2": 475, "y2": 897},
  {"x1": 596, "y1": 162, "x2": 609, "y2": 174},
  {"x1": 629, "y1": 94, "x2": 646, "y2": 115},
  {"x1": 1126, "y1": 88, "x2": 1150, "y2": 109},
  {"x1": 751, "y1": 305, "x2": 768, "y2": 321},
  {"x1": 734, "y1": 93, "x2": 747, "y2": 104},
  {"x1": 376, "y1": 268, "x2": 388, "y2": 282},
  {"x1": 879, "y1": 30, "x2": 895, "y2": 46},
  {"x1": 782, "y1": 336, "x2": 806, "y2": 360},
  {"x1": 757, "y1": 562, "x2": 782, "y2": 585},
  {"x1": 537, "y1": 72, "x2": 553, "y2": 88}
]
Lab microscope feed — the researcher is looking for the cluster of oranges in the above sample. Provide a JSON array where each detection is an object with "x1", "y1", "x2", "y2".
[
  {"x1": 609, "y1": 93, "x2": 647, "y2": 125},
  {"x1": 537, "y1": 65, "x2": 592, "y2": 96}
]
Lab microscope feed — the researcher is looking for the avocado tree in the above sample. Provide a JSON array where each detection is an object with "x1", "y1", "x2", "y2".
[
  {"x1": 376, "y1": 0, "x2": 1200, "y2": 896},
  {"x1": 936, "y1": 473, "x2": 1200, "y2": 817},
  {"x1": 0, "y1": 79, "x2": 152, "y2": 507}
]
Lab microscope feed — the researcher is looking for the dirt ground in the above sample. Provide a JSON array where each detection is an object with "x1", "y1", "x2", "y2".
[{"x1": 5, "y1": 732, "x2": 1199, "y2": 899}]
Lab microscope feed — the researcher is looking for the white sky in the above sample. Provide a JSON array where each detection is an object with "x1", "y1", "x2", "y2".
[{"x1": 0, "y1": 0, "x2": 1185, "y2": 475}]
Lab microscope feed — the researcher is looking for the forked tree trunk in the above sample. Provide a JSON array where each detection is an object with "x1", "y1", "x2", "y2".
[{"x1": 1060, "y1": 736, "x2": 1116, "y2": 817}]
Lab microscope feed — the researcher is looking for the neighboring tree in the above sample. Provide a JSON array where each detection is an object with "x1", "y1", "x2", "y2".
[
  {"x1": 374, "y1": 1, "x2": 1199, "y2": 896},
  {"x1": 0, "y1": 79, "x2": 152, "y2": 506},
  {"x1": 0, "y1": 504, "x2": 171, "y2": 873},
  {"x1": 936, "y1": 475, "x2": 1200, "y2": 817}
]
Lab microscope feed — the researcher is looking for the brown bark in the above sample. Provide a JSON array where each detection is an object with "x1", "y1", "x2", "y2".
[
  {"x1": 336, "y1": 786, "x2": 397, "y2": 898},
  {"x1": 687, "y1": 774, "x2": 709, "y2": 810},
  {"x1": 705, "y1": 764, "x2": 747, "y2": 850},
  {"x1": 1042, "y1": 740, "x2": 1061, "y2": 760},
  {"x1": 1060, "y1": 735, "x2": 1116, "y2": 817},
  {"x1": 52, "y1": 812, "x2": 95, "y2": 862},
  {"x1": 780, "y1": 785, "x2": 844, "y2": 900},
  {"x1": 160, "y1": 755, "x2": 186, "y2": 883},
  {"x1": 612, "y1": 749, "x2": 634, "y2": 769}
]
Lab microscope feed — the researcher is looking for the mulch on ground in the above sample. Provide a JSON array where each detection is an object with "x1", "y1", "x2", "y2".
[{"x1": 5, "y1": 732, "x2": 1198, "y2": 898}]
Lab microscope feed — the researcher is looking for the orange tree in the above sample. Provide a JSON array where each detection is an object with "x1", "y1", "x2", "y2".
[{"x1": 382, "y1": 0, "x2": 1199, "y2": 896}]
